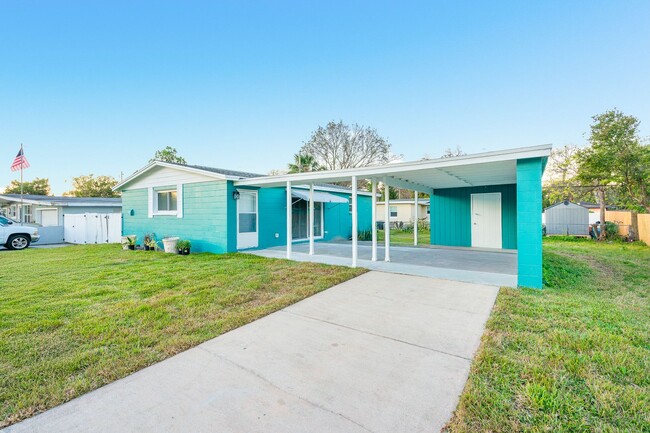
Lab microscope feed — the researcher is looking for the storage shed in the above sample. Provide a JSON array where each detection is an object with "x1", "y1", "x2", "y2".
[{"x1": 544, "y1": 201, "x2": 589, "y2": 236}]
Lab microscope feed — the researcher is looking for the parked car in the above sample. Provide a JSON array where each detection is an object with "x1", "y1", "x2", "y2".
[{"x1": 0, "y1": 215, "x2": 40, "y2": 250}]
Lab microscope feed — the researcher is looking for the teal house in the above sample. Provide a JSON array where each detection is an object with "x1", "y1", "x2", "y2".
[
  {"x1": 115, "y1": 161, "x2": 373, "y2": 254},
  {"x1": 115, "y1": 145, "x2": 550, "y2": 289}
]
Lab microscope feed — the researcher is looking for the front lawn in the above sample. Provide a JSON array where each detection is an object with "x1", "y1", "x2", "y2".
[
  {"x1": 0, "y1": 245, "x2": 365, "y2": 427},
  {"x1": 445, "y1": 238, "x2": 650, "y2": 432},
  {"x1": 376, "y1": 228, "x2": 431, "y2": 245}
]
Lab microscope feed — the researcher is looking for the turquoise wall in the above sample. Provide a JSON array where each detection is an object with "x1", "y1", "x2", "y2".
[
  {"x1": 122, "y1": 181, "x2": 372, "y2": 253},
  {"x1": 122, "y1": 181, "x2": 230, "y2": 253},
  {"x1": 430, "y1": 184, "x2": 517, "y2": 249},
  {"x1": 516, "y1": 158, "x2": 544, "y2": 288}
]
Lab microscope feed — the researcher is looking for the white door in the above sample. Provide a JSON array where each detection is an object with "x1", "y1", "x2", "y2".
[
  {"x1": 40, "y1": 209, "x2": 59, "y2": 227},
  {"x1": 471, "y1": 193, "x2": 502, "y2": 249},
  {"x1": 237, "y1": 190, "x2": 258, "y2": 249}
]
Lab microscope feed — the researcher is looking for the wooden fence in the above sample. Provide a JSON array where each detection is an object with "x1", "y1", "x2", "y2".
[
  {"x1": 605, "y1": 210, "x2": 650, "y2": 244},
  {"x1": 638, "y1": 214, "x2": 650, "y2": 245}
]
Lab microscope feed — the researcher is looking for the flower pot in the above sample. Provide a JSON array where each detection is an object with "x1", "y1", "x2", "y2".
[
  {"x1": 128, "y1": 245, "x2": 135, "y2": 250},
  {"x1": 144, "y1": 245, "x2": 150, "y2": 251},
  {"x1": 177, "y1": 248, "x2": 190, "y2": 255},
  {"x1": 162, "y1": 237, "x2": 179, "y2": 253},
  {"x1": 121, "y1": 235, "x2": 136, "y2": 250}
]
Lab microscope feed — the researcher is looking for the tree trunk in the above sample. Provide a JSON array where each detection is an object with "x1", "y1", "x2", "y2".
[{"x1": 598, "y1": 188, "x2": 606, "y2": 240}]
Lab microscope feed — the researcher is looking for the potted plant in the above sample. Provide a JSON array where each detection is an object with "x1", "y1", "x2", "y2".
[
  {"x1": 145, "y1": 238, "x2": 158, "y2": 251},
  {"x1": 176, "y1": 239, "x2": 191, "y2": 255},
  {"x1": 162, "y1": 236, "x2": 179, "y2": 253},
  {"x1": 122, "y1": 235, "x2": 137, "y2": 250},
  {"x1": 143, "y1": 234, "x2": 153, "y2": 250}
]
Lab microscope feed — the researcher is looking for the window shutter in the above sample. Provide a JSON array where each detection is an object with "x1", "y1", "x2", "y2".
[
  {"x1": 177, "y1": 183, "x2": 183, "y2": 218},
  {"x1": 148, "y1": 187, "x2": 153, "y2": 218}
]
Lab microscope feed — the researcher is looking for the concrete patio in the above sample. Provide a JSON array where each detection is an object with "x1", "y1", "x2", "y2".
[
  {"x1": 3, "y1": 272, "x2": 499, "y2": 433},
  {"x1": 251, "y1": 241, "x2": 518, "y2": 286}
]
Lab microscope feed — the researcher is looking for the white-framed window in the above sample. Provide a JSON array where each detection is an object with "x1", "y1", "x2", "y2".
[
  {"x1": 389, "y1": 205, "x2": 398, "y2": 218},
  {"x1": 149, "y1": 184, "x2": 183, "y2": 218},
  {"x1": 156, "y1": 190, "x2": 177, "y2": 213},
  {"x1": 23, "y1": 205, "x2": 33, "y2": 223}
]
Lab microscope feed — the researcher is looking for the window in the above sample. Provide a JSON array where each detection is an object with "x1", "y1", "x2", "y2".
[
  {"x1": 389, "y1": 206, "x2": 398, "y2": 218},
  {"x1": 238, "y1": 191, "x2": 257, "y2": 233},
  {"x1": 427, "y1": 206, "x2": 430, "y2": 215},
  {"x1": 156, "y1": 190, "x2": 177, "y2": 213},
  {"x1": 23, "y1": 205, "x2": 33, "y2": 223}
]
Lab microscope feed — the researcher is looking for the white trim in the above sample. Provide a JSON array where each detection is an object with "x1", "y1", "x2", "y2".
[
  {"x1": 371, "y1": 180, "x2": 377, "y2": 261},
  {"x1": 309, "y1": 184, "x2": 314, "y2": 255},
  {"x1": 147, "y1": 188, "x2": 153, "y2": 218},
  {"x1": 176, "y1": 183, "x2": 183, "y2": 218},
  {"x1": 236, "y1": 189, "x2": 259, "y2": 249},
  {"x1": 153, "y1": 188, "x2": 179, "y2": 216},
  {"x1": 234, "y1": 144, "x2": 552, "y2": 188},
  {"x1": 113, "y1": 160, "x2": 242, "y2": 191},
  {"x1": 286, "y1": 181, "x2": 292, "y2": 259},
  {"x1": 351, "y1": 175, "x2": 358, "y2": 268},
  {"x1": 414, "y1": 191, "x2": 418, "y2": 246}
]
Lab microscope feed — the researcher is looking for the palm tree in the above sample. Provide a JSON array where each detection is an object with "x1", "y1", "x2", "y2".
[{"x1": 288, "y1": 153, "x2": 321, "y2": 173}]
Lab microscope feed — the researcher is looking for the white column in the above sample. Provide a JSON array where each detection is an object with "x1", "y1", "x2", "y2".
[
  {"x1": 414, "y1": 191, "x2": 419, "y2": 246},
  {"x1": 286, "y1": 181, "x2": 292, "y2": 259},
  {"x1": 384, "y1": 177, "x2": 390, "y2": 262},
  {"x1": 351, "y1": 175, "x2": 358, "y2": 268},
  {"x1": 371, "y1": 179, "x2": 377, "y2": 261},
  {"x1": 309, "y1": 183, "x2": 315, "y2": 255}
]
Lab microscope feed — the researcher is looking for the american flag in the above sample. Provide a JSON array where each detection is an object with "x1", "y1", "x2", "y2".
[{"x1": 10, "y1": 146, "x2": 30, "y2": 172}]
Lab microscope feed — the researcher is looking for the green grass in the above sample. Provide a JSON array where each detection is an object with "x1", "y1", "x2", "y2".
[
  {"x1": 0, "y1": 245, "x2": 365, "y2": 427},
  {"x1": 445, "y1": 238, "x2": 650, "y2": 432},
  {"x1": 375, "y1": 228, "x2": 431, "y2": 245}
]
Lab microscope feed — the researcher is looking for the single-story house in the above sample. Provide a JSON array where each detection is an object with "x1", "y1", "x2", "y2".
[
  {"x1": 114, "y1": 162, "x2": 373, "y2": 253},
  {"x1": 0, "y1": 194, "x2": 122, "y2": 244},
  {"x1": 116, "y1": 144, "x2": 550, "y2": 288},
  {"x1": 376, "y1": 198, "x2": 430, "y2": 225}
]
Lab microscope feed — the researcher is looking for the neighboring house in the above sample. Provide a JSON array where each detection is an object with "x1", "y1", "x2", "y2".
[
  {"x1": 0, "y1": 194, "x2": 122, "y2": 244},
  {"x1": 376, "y1": 199, "x2": 430, "y2": 225},
  {"x1": 113, "y1": 161, "x2": 373, "y2": 253},
  {"x1": 544, "y1": 201, "x2": 589, "y2": 236}
]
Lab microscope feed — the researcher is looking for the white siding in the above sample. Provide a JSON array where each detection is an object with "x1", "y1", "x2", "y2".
[{"x1": 124, "y1": 166, "x2": 217, "y2": 190}]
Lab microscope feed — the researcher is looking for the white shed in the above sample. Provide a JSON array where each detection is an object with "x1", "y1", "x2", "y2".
[
  {"x1": 0, "y1": 194, "x2": 122, "y2": 244},
  {"x1": 544, "y1": 201, "x2": 589, "y2": 236}
]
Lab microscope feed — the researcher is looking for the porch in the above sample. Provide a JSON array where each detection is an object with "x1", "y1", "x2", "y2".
[{"x1": 250, "y1": 241, "x2": 517, "y2": 287}]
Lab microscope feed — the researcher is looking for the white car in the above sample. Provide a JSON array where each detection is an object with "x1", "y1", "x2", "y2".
[{"x1": 0, "y1": 215, "x2": 40, "y2": 250}]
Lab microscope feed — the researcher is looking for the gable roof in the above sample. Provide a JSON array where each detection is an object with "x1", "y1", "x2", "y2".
[
  {"x1": 113, "y1": 160, "x2": 263, "y2": 190},
  {"x1": 113, "y1": 160, "x2": 372, "y2": 195},
  {"x1": 0, "y1": 194, "x2": 121, "y2": 207}
]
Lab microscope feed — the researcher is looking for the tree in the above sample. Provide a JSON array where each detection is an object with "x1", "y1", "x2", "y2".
[
  {"x1": 64, "y1": 174, "x2": 120, "y2": 198},
  {"x1": 3, "y1": 178, "x2": 51, "y2": 195},
  {"x1": 577, "y1": 109, "x2": 649, "y2": 239},
  {"x1": 151, "y1": 146, "x2": 186, "y2": 164},
  {"x1": 441, "y1": 146, "x2": 467, "y2": 158},
  {"x1": 542, "y1": 145, "x2": 593, "y2": 208},
  {"x1": 299, "y1": 121, "x2": 397, "y2": 170},
  {"x1": 288, "y1": 153, "x2": 322, "y2": 173}
]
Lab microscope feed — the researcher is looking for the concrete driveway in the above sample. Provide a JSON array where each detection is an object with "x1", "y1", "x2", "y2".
[{"x1": 4, "y1": 271, "x2": 499, "y2": 433}]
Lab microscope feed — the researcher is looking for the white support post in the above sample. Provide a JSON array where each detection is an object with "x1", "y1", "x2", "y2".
[
  {"x1": 371, "y1": 179, "x2": 377, "y2": 261},
  {"x1": 414, "y1": 191, "x2": 419, "y2": 246},
  {"x1": 351, "y1": 175, "x2": 358, "y2": 268},
  {"x1": 309, "y1": 183, "x2": 315, "y2": 255},
  {"x1": 286, "y1": 181, "x2": 292, "y2": 259},
  {"x1": 384, "y1": 177, "x2": 390, "y2": 262}
]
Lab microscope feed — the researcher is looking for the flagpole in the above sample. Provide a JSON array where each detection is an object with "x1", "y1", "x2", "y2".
[{"x1": 20, "y1": 144, "x2": 24, "y2": 223}]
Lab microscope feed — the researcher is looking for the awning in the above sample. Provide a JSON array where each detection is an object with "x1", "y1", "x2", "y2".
[{"x1": 291, "y1": 189, "x2": 348, "y2": 203}]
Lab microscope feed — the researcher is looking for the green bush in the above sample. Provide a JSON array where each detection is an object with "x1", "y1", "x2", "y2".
[{"x1": 357, "y1": 230, "x2": 372, "y2": 241}]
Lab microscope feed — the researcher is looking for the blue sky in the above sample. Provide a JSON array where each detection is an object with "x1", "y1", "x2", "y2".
[{"x1": 1, "y1": 1, "x2": 648, "y2": 194}]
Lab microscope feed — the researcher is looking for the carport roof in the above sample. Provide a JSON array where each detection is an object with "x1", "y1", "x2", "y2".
[{"x1": 234, "y1": 144, "x2": 552, "y2": 192}]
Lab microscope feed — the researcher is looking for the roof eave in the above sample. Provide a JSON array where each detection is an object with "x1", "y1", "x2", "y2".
[
  {"x1": 235, "y1": 144, "x2": 553, "y2": 187},
  {"x1": 113, "y1": 161, "x2": 237, "y2": 191}
]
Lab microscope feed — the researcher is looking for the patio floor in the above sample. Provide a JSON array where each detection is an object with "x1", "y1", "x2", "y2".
[{"x1": 250, "y1": 242, "x2": 518, "y2": 287}]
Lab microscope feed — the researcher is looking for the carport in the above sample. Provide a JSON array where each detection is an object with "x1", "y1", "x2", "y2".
[{"x1": 235, "y1": 144, "x2": 551, "y2": 288}]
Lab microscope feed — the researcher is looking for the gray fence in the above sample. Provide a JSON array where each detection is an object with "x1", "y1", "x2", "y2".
[{"x1": 37, "y1": 226, "x2": 65, "y2": 244}]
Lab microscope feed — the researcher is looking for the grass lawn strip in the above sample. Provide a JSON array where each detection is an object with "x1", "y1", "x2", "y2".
[
  {"x1": 0, "y1": 245, "x2": 365, "y2": 427},
  {"x1": 444, "y1": 238, "x2": 650, "y2": 432}
]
